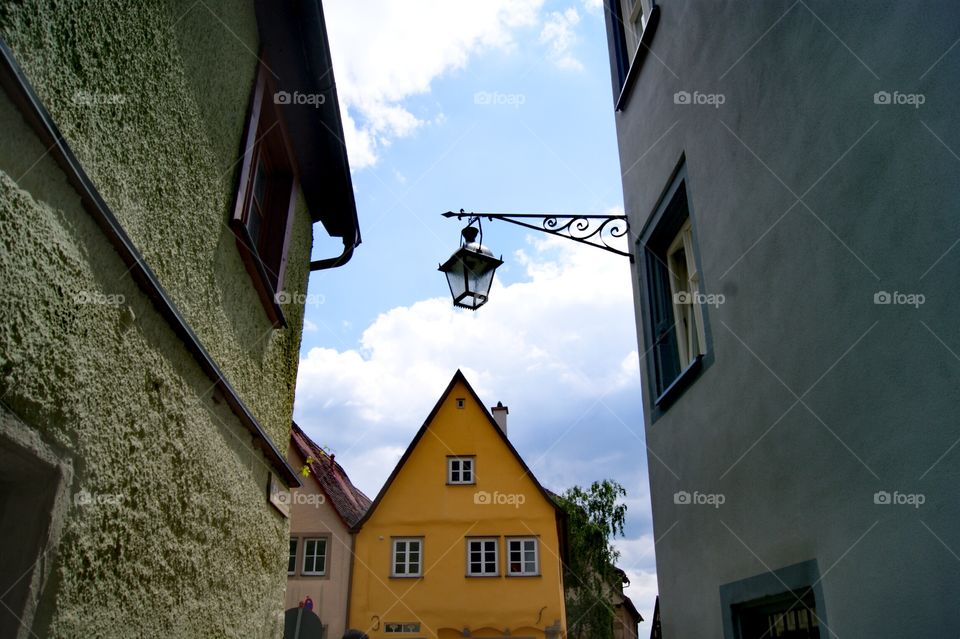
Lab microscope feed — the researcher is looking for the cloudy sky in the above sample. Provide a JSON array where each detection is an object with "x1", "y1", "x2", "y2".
[{"x1": 294, "y1": 0, "x2": 658, "y2": 622}]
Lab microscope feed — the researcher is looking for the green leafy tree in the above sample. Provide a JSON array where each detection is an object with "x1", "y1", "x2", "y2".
[{"x1": 557, "y1": 480, "x2": 628, "y2": 639}]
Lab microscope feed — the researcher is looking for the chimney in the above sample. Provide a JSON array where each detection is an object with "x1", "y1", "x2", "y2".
[{"x1": 491, "y1": 401, "x2": 509, "y2": 436}]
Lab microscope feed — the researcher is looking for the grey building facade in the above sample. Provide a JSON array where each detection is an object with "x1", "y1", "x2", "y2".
[{"x1": 602, "y1": 1, "x2": 960, "y2": 637}]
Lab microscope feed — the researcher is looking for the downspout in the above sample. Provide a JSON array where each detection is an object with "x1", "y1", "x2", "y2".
[{"x1": 310, "y1": 237, "x2": 355, "y2": 271}]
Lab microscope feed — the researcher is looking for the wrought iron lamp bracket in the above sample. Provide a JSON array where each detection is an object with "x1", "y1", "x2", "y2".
[{"x1": 443, "y1": 209, "x2": 632, "y2": 261}]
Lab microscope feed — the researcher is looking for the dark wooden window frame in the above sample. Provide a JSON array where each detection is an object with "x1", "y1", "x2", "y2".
[
  {"x1": 230, "y1": 59, "x2": 299, "y2": 328},
  {"x1": 637, "y1": 158, "x2": 713, "y2": 419}
]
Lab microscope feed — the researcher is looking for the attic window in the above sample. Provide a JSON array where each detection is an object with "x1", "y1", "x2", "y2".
[
  {"x1": 230, "y1": 59, "x2": 299, "y2": 328},
  {"x1": 456, "y1": 398, "x2": 466, "y2": 409}
]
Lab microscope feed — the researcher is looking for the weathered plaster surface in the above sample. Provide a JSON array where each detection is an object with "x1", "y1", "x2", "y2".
[
  {"x1": 0, "y1": 1, "x2": 319, "y2": 636},
  {"x1": 0, "y1": 0, "x2": 313, "y2": 448}
]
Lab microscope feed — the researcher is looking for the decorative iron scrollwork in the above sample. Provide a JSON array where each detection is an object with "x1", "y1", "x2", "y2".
[{"x1": 443, "y1": 210, "x2": 632, "y2": 259}]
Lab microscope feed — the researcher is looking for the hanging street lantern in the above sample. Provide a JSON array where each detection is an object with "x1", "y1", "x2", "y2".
[{"x1": 438, "y1": 215, "x2": 503, "y2": 310}]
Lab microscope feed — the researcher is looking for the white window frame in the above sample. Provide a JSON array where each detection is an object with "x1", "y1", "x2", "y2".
[
  {"x1": 301, "y1": 537, "x2": 328, "y2": 576},
  {"x1": 466, "y1": 538, "x2": 500, "y2": 577},
  {"x1": 619, "y1": 0, "x2": 651, "y2": 64},
  {"x1": 666, "y1": 219, "x2": 706, "y2": 368},
  {"x1": 506, "y1": 537, "x2": 540, "y2": 576},
  {"x1": 288, "y1": 537, "x2": 298, "y2": 575},
  {"x1": 391, "y1": 538, "x2": 423, "y2": 578},
  {"x1": 447, "y1": 456, "x2": 475, "y2": 485}
]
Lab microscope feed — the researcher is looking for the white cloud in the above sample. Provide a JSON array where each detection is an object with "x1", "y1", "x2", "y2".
[
  {"x1": 324, "y1": 0, "x2": 545, "y2": 168},
  {"x1": 294, "y1": 233, "x2": 641, "y2": 495},
  {"x1": 539, "y1": 8, "x2": 584, "y2": 70},
  {"x1": 613, "y1": 534, "x2": 660, "y2": 627},
  {"x1": 581, "y1": 0, "x2": 604, "y2": 13}
]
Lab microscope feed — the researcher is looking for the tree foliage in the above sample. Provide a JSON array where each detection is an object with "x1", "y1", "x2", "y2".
[{"x1": 557, "y1": 480, "x2": 628, "y2": 639}]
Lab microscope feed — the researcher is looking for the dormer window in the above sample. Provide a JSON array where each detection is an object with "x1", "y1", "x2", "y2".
[
  {"x1": 231, "y1": 59, "x2": 299, "y2": 328},
  {"x1": 447, "y1": 456, "x2": 475, "y2": 485}
]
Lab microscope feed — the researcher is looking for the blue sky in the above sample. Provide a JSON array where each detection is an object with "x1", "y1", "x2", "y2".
[{"x1": 295, "y1": 0, "x2": 658, "y2": 621}]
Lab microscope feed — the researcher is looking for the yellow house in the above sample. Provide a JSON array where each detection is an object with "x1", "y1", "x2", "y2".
[{"x1": 348, "y1": 371, "x2": 568, "y2": 639}]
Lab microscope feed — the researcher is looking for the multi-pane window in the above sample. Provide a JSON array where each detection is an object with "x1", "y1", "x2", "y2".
[
  {"x1": 618, "y1": 0, "x2": 648, "y2": 63},
  {"x1": 448, "y1": 456, "x2": 475, "y2": 484},
  {"x1": 734, "y1": 589, "x2": 820, "y2": 638},
  {"x1": 302, "y1": 537, "x2": 327, "y2": 576},
  {"x1": 507, "y1": 537, "x2": 539, "y2": 576},
  {"x1": 642, "y1": 173, "x2": 708, "y2": 404},
  {"x1": 467, "y1": 538, "x2": 499, "y2": 576},
  {"x1": 288, "y1": 538, "x2": 298, "y2": 575},
  {"x1": 384, "y1": 623, "x2": 421, "y2": 633},
  {"x1": 392, "y1": 538, "x2": 422, "y2": 577},
  {"x1": 230, "y1": 60, "x2": 298, "y2": 327},
  {"x1": 666, "y1": 219, "x2": 706, "y2": 368}
]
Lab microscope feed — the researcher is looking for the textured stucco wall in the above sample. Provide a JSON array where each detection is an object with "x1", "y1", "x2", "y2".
[
  {"x1": 0, "y1": 1, "x2": 319, "y2": 637},
  {"x1": 607, "y1": 1, "x2": 960, "y2": 637},
  {"x1": 0, "y1": 0, "x2": 312, "y2": 448}
]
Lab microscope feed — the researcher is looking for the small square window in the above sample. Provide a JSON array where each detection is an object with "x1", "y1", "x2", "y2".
[
  {"x1": 301, "y1": 537, "x2": 327, "y2": 575},
  {"x1": 448, "y1": 456, "x2": 475, "y2": 484},
  {"x1": 507, "y1": 537, "x2": 539, "y2": 576},
  {"x1": 287, "y1": 538, "x2": 298, "y2": 575},
  {"x1": 467, "y1": 538, "x2": 499, "y2": 576},
  {"x1": 230, "y1": 59, "x2": 299, "y2": 328},
  {"x1": 392, "y1": 538, "x2": 422, "y2": 577},
  {"x1": 456, "y1": 398, "x2": 466, "y2": 409}
]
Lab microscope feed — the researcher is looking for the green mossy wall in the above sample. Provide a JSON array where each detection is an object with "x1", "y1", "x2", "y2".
[
  {"x1": 0, "y1": 0, "x2": 311, "y2": 449},
  {"x1": 0, "y1": 1, "x2": 318, "y2": 636}
]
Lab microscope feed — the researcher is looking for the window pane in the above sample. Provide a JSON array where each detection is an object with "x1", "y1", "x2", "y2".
[{"x1": 288, "y1": 539, "x2": 297, "y2": 573}]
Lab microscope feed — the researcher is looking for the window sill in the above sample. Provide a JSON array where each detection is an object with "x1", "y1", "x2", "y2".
[
  {"x1": 465, "y1": 574, "x2": 500, "y2": 578},
  {"x1": 615, "y1": 4, "x2": 660, "y2": 112},
  {"x1": 446, "y1": 482, "x2": 476, "y2": 486},
  {"x1": 506, "y1": 573, "x2": 542, "y2": 578},
  {"x1": 296, "y1": 572, "x2": 330, "y2": 579},
  {"x1": 389, "y1": 575, "x2": 423, "y2": 580},
  {"x1": 230, "y1": 219, "x2": 288, "y2": 328},
  {"x1": 654, "y1": 354, "x2": 703, "y2": 409}
]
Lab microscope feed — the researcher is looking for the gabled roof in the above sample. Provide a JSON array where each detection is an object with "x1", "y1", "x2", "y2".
[
  {"x1": 291, "y1": 422, "x2": 371, "y2": 528},
  {"x1": 352, "y1": 369, "x2": 565, "y2": 532}
]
